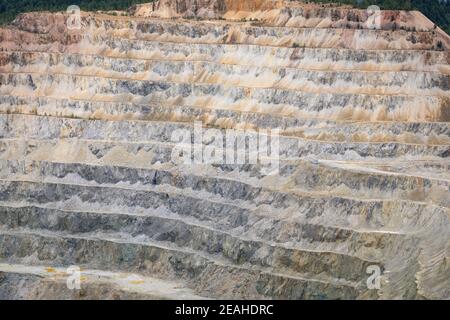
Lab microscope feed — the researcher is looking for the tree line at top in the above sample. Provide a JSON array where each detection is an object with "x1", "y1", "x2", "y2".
[
  {"x1": 0, "y1": 0, "x2": 153, "y2": 24},
  {"x1": 0, "y1": 0, "x2": 448, "y2": 34}
]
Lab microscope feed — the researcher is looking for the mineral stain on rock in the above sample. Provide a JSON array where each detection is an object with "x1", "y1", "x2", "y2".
[{"x1": 0, "y1": 0, "x2": 449, "y2": 300}]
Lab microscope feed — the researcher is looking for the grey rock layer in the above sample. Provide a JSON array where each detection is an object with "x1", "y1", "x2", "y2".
[{"x1": 0, "y1": 1, "x2": 449, "y2": 299}]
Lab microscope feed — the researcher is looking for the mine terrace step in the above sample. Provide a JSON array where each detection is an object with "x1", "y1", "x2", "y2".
[
  {"x1": 7, "y1": 10, "x2": 449, "y2": 50},
  {"x1": 1, "y1": 58, "x2": 449, "y2": 97},
  {"x1": 2, "y1": 20, "x2": 448, "y2": 52},
  {"x1": 2, "y1": 44, "x2": 449, "y2": 74},
  {"x1": 2, "y1": 97, "x2": 450, "y2": 135},
  {"x1": 1, "y1": 74, "x2": 449, "y2": 122},
  {"x1": 0, "y1": 204, "x2": 387, "y2": 275},
  {"x1": 0, "y1": 263, "x2": 205, "y2": 300},
  {"x1": 0, "y1": 179, "x2": 448, "y2": 233},
  {"x1": 0, "y1": 229, "x2": 367, "y2": 299},
  {"x1": 0, "y1": 132, "x2": 448, "y2": 161},
  {"x1": 0, "y1": 203, "x2": 409, "y2": 259},
  {"x1": 0, "y1": 159, "x2": 449, "y2": 208}
]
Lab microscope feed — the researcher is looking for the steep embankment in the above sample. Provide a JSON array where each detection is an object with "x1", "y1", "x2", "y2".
[{"x1": 0, "y1": 0, "x2": 449, "y2": 299}]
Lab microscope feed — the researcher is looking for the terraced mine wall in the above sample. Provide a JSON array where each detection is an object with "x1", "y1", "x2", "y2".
[{"x1": 0, "y1": 0, "x2": 449, "y2": 299}]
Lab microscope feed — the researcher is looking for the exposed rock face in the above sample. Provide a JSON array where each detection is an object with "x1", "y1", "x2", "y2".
[
  {"x1": 0, "y1": 1, "x2": 449, "y2": 299},
  {"x1": 129, "y1": 0, "x2": 284, "y2": 19}
]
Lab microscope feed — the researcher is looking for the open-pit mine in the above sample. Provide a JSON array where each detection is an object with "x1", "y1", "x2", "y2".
[{"x1": 0, "y1": 0, "x2": 449, "y2": 299}]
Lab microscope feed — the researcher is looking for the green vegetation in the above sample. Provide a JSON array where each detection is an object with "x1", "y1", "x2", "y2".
[
  {"x1": 0, "y1": 0, "x2": 153, "y2": 25},
  {"x1": 0, "y1": 0, "x2": 448, "y2": 34},
  {"x1": 411, "y1": 0, "x2": 450, "y2": 34},
  {"x1": 304, "y1": 0, "x2": 450, "y2": 34}
]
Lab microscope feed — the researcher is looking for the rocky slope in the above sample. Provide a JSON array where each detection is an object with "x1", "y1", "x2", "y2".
[{"x1": 0, "y1": 0, "x2": 449, "y2": 299}]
